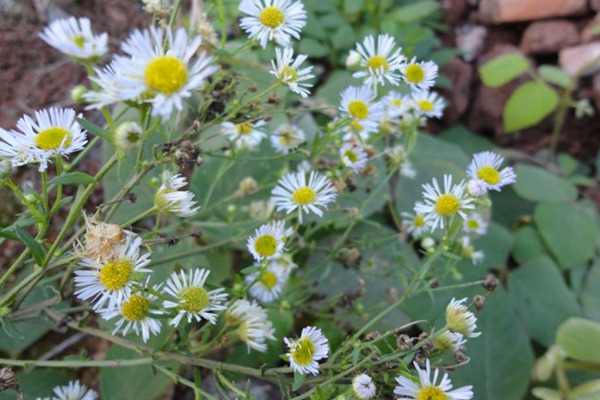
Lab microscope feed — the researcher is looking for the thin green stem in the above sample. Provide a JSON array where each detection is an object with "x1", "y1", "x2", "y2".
[
  {"x1": 0, "y1": 251, "x2": 29, "y2": 288},
  {"x1": 218, "y1": 0, "x2": 227, "y2": 48},
  {"x1": 0, "y1": 357, "x2": 154, "y2": 368},
  {"x1": 6, "y1": 180, "x2": 44, "y2": 222},
  {"x1": 121, "y1": 207, "x2": 157, "y2": 228},
  {"x1": 154, "y1": 364, "x2": 218, "y2": 400}
]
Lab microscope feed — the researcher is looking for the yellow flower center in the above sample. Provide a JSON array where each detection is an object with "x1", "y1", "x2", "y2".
[
  {"x1": 279, "y1": 66, "x2": 298, "y2": 82},
  {"x1": 416, "y1": 386, "x2": 449, "y2": 400},
  {"x1": 34, "y1": 127, "x2": 71, "y2": 151},
  {"x1": 446, "y1": 307, "x2": 470, "y2": 336},
  {"x1": 121, "y1": 294, "x2": 150, "y2": 322},
  {"x1": 99, "y1": 262, "x2": 133, "y2": 291},
  {"x1": 365, "y1": 55, "x2": 389, "y2": 72},
  {"x1": 145, "y1": 55, "x2": 188, "y2": 95},
  {"x1": 466, "y1": 219, "x2": 479, "y2": 230},
  {"x1": 344, "y1": 150, "x2": 358, "y2": 163},
  {"x1": 434, "y1": 194, "x2": 460, "y2": 216},
  {"x1": 292, "y1": 186, "x2": 317, "y2": 205},
  {"x1": 259, "y1": 271, "x2": 278, "y2": 289},
  {"x1": 254, "y1": 235, "x2": 278, "y2": 257},
  {"x1": 291, "y1": 337, "x2": 315, "y2": 366},
  {"x1": 391, "y1": 98, "x2": 403, "y2": 107},
  {"x1": 349, "y1": 120, "x2": 363, "y2": 132},
  {"x1": 348, "y1": 100, "x2": 369, "y2": 120},
  {"x1": 414, "y1": 214, "x2": 425, "y2": 227},
  {"x1": 72, "y1": 36, "x2": 86, "y2": 48},
  {"x1": 462, "y1": 246, "x2": 475, "y2": 259},
  {"x1": 259, "y1": 6, "x2": 285, "y2": 28},
  {"x1": 237, "y1": 123, "x2": 253, "y2": 135},
  {"x1": 179, "y1": 286, "x2": 210, "y2": 313},
  {"x1": 477, "y1": 166, "x2": 500, "y2": 185},
  {"x1": 405, "y1": 64, "x2": 425, "y2": 84},
  {"x1": 418, "y1": 100, "x2": 434, "y2": 112}
]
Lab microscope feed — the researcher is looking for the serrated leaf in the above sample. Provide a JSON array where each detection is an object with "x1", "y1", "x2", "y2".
[
  {"x1": 76, "y1": 117, "x2": 111, "y2": 141},
  {"x1": 480, "y1": 54, "x2": 530, "y2": 87},
  {"x1": 556, "y1": 318, "x2": 600, "y2": 363},
  {"x1": 504, "y1": 82, "x2": 559, "y2": 132},
  {"x1": 14, "y1": 225, "x2": 44, "y2": 265},
  {"x1": 50, "y1": 172, "x2": 95, "y2": 186},
  {"x1": 513, "y1": 165, "x2": 577, "y2": 203},
  {"x1": 508, "y1": 255, "x2": 582, "y2": 346},
  {"x1": 538, "y1": 65, "x2": 572, "y2": 89},
  {"x1": 534, "y1": 202, "x2": 598, "y2": 269}
]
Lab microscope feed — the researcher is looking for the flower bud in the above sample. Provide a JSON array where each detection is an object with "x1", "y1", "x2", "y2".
[
  {"x1": 70, "y1": 85, "x2": 88, "y2": 104},
  {"x1": 115, "y1": 121, "x2": 143, "y2": 152},
  {"x1": 345, "y1": 50, "x2": 361, "y2": 69}
]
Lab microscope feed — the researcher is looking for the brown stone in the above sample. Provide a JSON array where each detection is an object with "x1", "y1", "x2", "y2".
[
  {"x1": 520, "y1": 20, "x2": 579, "y2": 54},
  {"x1": 559, "y1": 42, "x2": 600, "y2": 76},
  {"x1": 592, "y1": 0, "x2": 600, "y2": 11},
  {"x1": 479, "y1": 0, "x2": 588, "y2": 23},
  {"x1": 441, "y1": 0, "x2": 469, "y2": 25},
  {"x1": 581, "y1": 17, "x2": 600, "y2": 42},
  {"x1": 440, "y1": 58, "x2": 473, "y2": 123}
]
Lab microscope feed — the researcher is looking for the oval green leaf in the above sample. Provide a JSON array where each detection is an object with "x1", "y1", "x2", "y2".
[
  {"x1": 504, "y1": 82, "x2": 559, "y2": 132},
  {"x1": 479, "y1": 54, "x2": 530, "y2": 87},
  {"x1": 556, "y1": 318, "x2": 600, "y2": 363},
  {"x1": 513, "y1": 165, "x2": 577, "y2": 203}
]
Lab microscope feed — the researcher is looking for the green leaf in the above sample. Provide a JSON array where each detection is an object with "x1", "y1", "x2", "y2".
[
  {"x1": 511, "y1": 225, "x2": 547, "y2": 263},
  {"x1": 50, "y1": 172, "x2": 95, "y2": 186},
  {"x1": 534, "y1": 202, "x2": 599, "y2": 269},
  {"x1": 298, "y1": 38, "x2": 329, "y2": 58},
  {"x1": 513, "y1": 164, "x2": 577, "y2": 203},
  {"x1": 99, "y1": 344, "x2": 175, "y2": 400},
  {"x1": 508, "y1": 255, "x2": 582, "y2": 346},
  {"x1": 388, "y1": 1, "x2": 440, "y2": 23},
  {"x1": 504, "y1": 82, "x2": 559, "y2": 132},
  {"x1": 76, "y1": 117, "x2": 111, "y2": 141},
  {"x1": 556, "y1": 318, "x2": 600, "y2": 363},
  {"x1": 14, "y1": 225, "x2": 44, "y2": 265},
  {"x1": 557, "y1": 153, "x2": 580, "y2": 176},
  {"x1": 292, "y1": 371, "x2": 306, "y2": 391},
  {"x1": 331, "y1": 24, "x2": 355, "y2": 50},
  {"x1": 0, "y1": 228, "x2": 19, "y2": 241},
  {"x1": 479, "y1": 54, "x2": 530, "y2": 87},
  {"x1": 451, "y1": 287, "x2": 534, "y2": 400},
  {"x1": 538, "y1": 65, "x2": 572, "y2": 89},
  {"x1": 580, "y1": 263, "x2": 600, "y2": 322},
  {"x1": 343, "y1": 0, "x2": 365, "y2": 15}
]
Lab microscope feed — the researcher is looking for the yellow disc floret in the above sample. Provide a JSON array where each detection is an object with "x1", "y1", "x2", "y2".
[
  {"x1": 344, "y1": 150, "x2": 358, "y2": 163},
  {"x1": 254, "y1": 235, "x2": 278, "y2": 257},
  {"x1": 466, "y1": 219, "x2": 479, "y2": 230},
  {"x1": 417, "y1": 100, "x2": 434, "y2": 112},
  {"x1": 348, "y1": 101, "x2": 369, "y2": 120},
  {"x1": 292, "y1": 186, "x2": 317, "y2": 205},
  {"x1": 434, "y1": 194, "x2": 460, "y2": 216},
  {"x1": 259, "y1": 6, "x2": 285, "y2": 28},
  {"x1": 145, "y1": 55, "x2": 188, "y2": 94},
  {"x1": 291, "y1": 337, "x2": 315, "y2": 366},
  {"x1": 237, "y1": 123, "x2": 253, "y2": 135},
  {"x1": 35, "y1": 127, "x2": 71, "y2": 151},
  {"x1": 279, "y1": 66, "x2": 298, "y2": 82},
  {"x1": 179, "y1": 286, "x2": 210, "y2": 313},
  {"x1": 121, "y1": 294, "x2": 150, "y2": 322},
  {"x1": 416, "y1": 386, "x2": 449, "y2": 400},
  {"x1": 99, "y1": 262, "x2": 133, "y2": 291},
  {"x1": 414, "y1": 215, "x2": 425, "y2": 227},
  {"x1": 365, "y1": 55, "x2": 389, "y2": 72},
  {"x1": 259, "y1": 271, "x2": 278, "y2": 289},
  {"x1": 405, "y1": 64, "x2": 425, "y2": 84},
  {"x1": 72, "y1": 36, "x2": 86, "y2": 48},
  {"x1": 477, "y1": 166, "x2": 500, "y2": 185}
]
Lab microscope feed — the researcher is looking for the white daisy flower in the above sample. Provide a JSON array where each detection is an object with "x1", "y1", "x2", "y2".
[
  {"x1": 401, "y1": 160, "x2": 417, "y2": 179},
  {"x1": 284, "y1": 326, "x2": 329, "y2": 376},
  {"x1": 462, "y1": 213, "x2": 487, "y2": 235},
  {"x1": 460, "y1": 237, "x2": 485, "y2": 266},
  {"x1": 352, "y1": 374, "x2": 377, "y2": 400},
  {"x1": 74, "y1": 236, "x2": 151, "y2": 312},
  {"x1": 433, "y1": 330, "x2": 467, "y2": 353},
  {"x1": 414, "y1": 175, "x2": 475, "y2": 231},
  {"x1": 394, "y1": 359, "x2": 474, "y2": 399},
  {"x1": 381, "y1": 91, "x2": 411, "y2": 123},
  {"x1": 239, "y1": 0, "x2": 306, "y2": 48},
  {"x1": 410, "y1": 90, "x2": 445, "y2": 119},
  {"x1": 163, "y1": 269, "x2": 228, "y2": 326},
  {"x1": 101, "y1": 291, "x2": 163, "y2": 343},
  {"x1": 0, "y1": 108, "x2": 87, "y2": 172},
  {"x1": 340, "y1": 142, "x2": 367, "y2": 174},
  {"x1": 401, "y1": 209, "x2": 432, "y2": 238},
  {"x1": 400, "y1": 58, "x2": 439, "y2": 92},
  {"x1": 39, "y1": 17, "x2": 108, "y2": 62},
  {"x1": 340, "y1": 118, "x2": 371, "y2": 141},
  {"x1": 95, "y1": 27, "x2": 216, "y2": 119},
  {"x1": 226, "y1": 298, "x2": 276, "y2": 352},
  {"x1": 446, "y1": 297, "x2": 481, "y2": 338},
  {"x1": 466, "y1": 151, "x2": 516, "y2": 192},
  {"x1": 352, "y1": 34, "x2": 406, "y2": 88},
  {"x1": 222, "y1": 120, "x2": 267, "y2": 150},
  {"x1": 83, "y1": 61, "x2": 122, "y2": 109},
  {"x1": 270, "y1": 123, "x2": 305, "y2": 154},
  {"x1": 345, "y1": 50, "x2": 362, "y2": 69},
  {"x1": 269, "y1": 253, "x2": 298, "y2": 278},
  {"x1": 246, "y1": 260, "x2": 289, "y2": 302},
  {"x1": 37, "y1": 380, "x2": 98, "y2": 400},
  {"x1": 270, "y1": 47, "x2": 314, "y2": 98},
  {"x1": 271, "y1": 170, "x2": 337, "y2": 223},
  {"x1": 154, "y1": 171, "x2": 200, "y2": 217},
  {"x1": 247, "y1": 220, "x2": 286, "y2": 262},
  {"x1": 339, "y1": 86, "x2": 383, "y2": 135}
]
